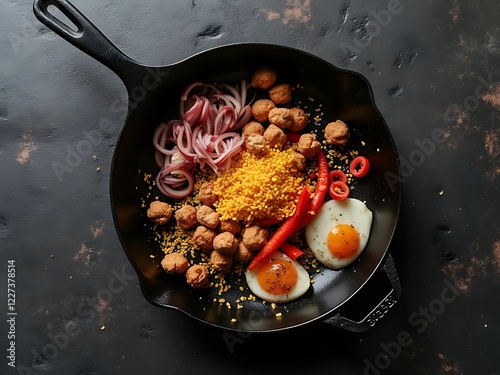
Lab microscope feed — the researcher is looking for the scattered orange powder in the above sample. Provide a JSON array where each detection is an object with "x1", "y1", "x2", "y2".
[{"x1": 213, "y1": 147, "x2": 305, "y2": 223}]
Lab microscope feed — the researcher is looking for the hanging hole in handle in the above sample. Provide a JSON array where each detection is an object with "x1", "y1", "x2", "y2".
[
  {"x1": 46, "y1": 4, "x2": 80, "y2": 35},
  {"x1": 337, "y1": 269, "x2": 393, "y2": 322}
]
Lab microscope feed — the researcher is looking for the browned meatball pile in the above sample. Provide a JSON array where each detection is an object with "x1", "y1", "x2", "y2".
[
  {"x1": 269, "y1": 83, "x2": 292, "y2": 105},
  {"x1": 198, "y1": 181, "x2": 218, "y2": 207},
  {"x1": 190, "y1": 199, "x2": 269, "y2": 275},
  {"x1": 174, "y1": 204, "x2": 197, "y2": 229},
  {"x1": 161, "y1": 253, "x2": 189, "y2": 274},
  {"x1": 147, "y1": 201, "x2": 173, "y2": 225},
  {"x1": 186, "y1": 265, "x2": 209, "y2": 288},
  {"x1": 288, "y1": 107, "x2": 309, "y2": 132},
  {"x1": 251, "y1": 99, "x2": 275, "y2": 123},
  {"x1": 251, "y1": 66, "x2": 277, "y2": 89},
  {"x1": 325, "y1": 120, "x2": 350, "y2": 146},
  {"x1": 244, "y1": 67, "x2": 314, "y2": 163},
  {"x1": 152, "y1": 190, "x2": 270, "y2": 289},
  {"x1": 298, "y1": 133, "x2": 322, "y2": 158},
  {"x1": 268, "y1": 107, "x2": 293, "y2": 129}
]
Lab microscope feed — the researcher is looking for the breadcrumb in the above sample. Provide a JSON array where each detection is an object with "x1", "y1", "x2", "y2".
[{"x1": 213, "y1": 148, "x2": 305, "y2": 223}]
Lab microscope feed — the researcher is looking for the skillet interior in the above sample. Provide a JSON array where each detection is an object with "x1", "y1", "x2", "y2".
[{"x1": 110, "y1": 43, "x2": 401, "y2": 332}]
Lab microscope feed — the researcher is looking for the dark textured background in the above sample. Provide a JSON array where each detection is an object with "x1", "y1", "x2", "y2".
[{"x1": 1, "y1": 0, "x2": 499, "y2": 374}]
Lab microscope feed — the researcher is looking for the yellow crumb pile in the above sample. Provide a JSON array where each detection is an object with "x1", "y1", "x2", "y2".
[{"x1": 213, "y1": 147, "x2": 305, "y2": 223}]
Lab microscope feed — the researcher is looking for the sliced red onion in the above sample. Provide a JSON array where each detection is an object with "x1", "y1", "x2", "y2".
[
  {"x1": 221, "y1": 83, "x2": 241, "y2": 106},
  {"x1": 240, "y1": 80, "x2": 247, "y2": 108},
  {"x1": 233, "y1": 105, "x2": 252, "y2": 129},
  {"x1": 153, "y1": 120, "x2": 179, "y2": 155},
  {"x1": 180, "y1": 81, "x2": 206, "y2": 101},
  {"x1": 183, "y1": 95, "x2": 204, "y2": 125},
  {"x1": 154, "y1": 150, "x2": 165, "y2": 168},
  {"x1": 156, "y1": 169, "x2": 194, "y2": 199},
  {"x1": 153, "y1": 80, "x2": 254, "y2": 198},
  {"x1": 214, "y1": 93, "x2": 241, "y2": 115}
]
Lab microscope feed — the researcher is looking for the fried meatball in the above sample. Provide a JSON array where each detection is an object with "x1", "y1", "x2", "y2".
[
  {"x1": 288, "y1": 107, "x2": 309, "y2": 132},
  {"x1": 147, "y1": 201, "x2": 173, "y2": 225},
  {"x1": 218, "y1": 219, "x2": 242, "y2": 234},
  {"x1": 161, "y1": 253, "x2": 189, "y2": 274},
  {"x1": 209, "y1": 250, "x2": 233, "y2": 272},
  {"x1": 242, "y1": 121, "x2": 264, "y2": 138},
  {"x1": 234, "y1": 240, "x2": 253, "y2": 262},
  {"x1": 192, "y1": 225, "x2": 216, "y2": 252},
  {"x1": 263, "y1": 124, "x2": 287, "y2": 149},
  {"x1": 196, "y1": 205, "x2": 220, "y2": 229},
  {"x1": 251, "y1": 99, "x2": 276, "y2": 123},
  {"x1": 269, "y1": 83, "x2": 292, "y2": 105},
  {"x1": 174, "y1": 204, "x2": 197, "y2": 229},
  {"x1": 268, "y1": 107, "x2": 294, "y2": 129},
  {"x1": 298, "y1": 133, "x2": 321, "y2": 158},
  {"x1": 186, "y1": 265, "x2": 209, "y2": 288},
  {"x1": 245, "y1": 134, "x2": 266, "y2": 155},
  {"x1": 251, "y1": 66, "x2": 277, "y2": 89},
  {"x1": 241, "y1": 225, "x2": 269, "y2": 251},
  {"x1": 198, "y1": 181, "x2": 218, "y2": 207},
  {"x1": 213, "y1": 232, "x2": 237, "y2": 255},
  {"x1": 291, "y1": 152, "x2": 306, "y2": 171},
  {"x1": 325, "y1": 120, "x2": 350, "y2": 146}
]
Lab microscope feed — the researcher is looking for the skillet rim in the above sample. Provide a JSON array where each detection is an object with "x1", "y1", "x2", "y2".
[{"x1": 108, "y1": 42, "x2": 403, "y2": 333}]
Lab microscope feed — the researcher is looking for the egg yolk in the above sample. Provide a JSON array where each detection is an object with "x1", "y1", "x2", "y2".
[
  {"x1": 256, "y1": 257, "x2": 298, "y2": 295},
  {"x1": 327, "y1": 224, "x2": 360, "y2": 259}
]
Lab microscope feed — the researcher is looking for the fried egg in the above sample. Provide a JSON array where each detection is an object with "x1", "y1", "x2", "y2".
[
  {"x1": 245, "y1": 252, "x2": 310, "y2": 303},
  {"x1": 305, "y1": 198, "x2": 373, "y2": 269}
]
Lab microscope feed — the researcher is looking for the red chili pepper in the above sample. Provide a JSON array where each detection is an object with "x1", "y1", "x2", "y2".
[
  {"x1": 280, "y1": 242, "x2": 304, "y2": 260},
  {"x1": 309, "y1": 171, "x2": 317, "y2": 180},
  {"x1": 298, "y1": 149, "x2": 329, "y2": 230},
  {"x1": 255, "y1": 218, "x2": 283, "y2": 227},
  {"x1": 329, "y1": 180, "x2": 350, "y2": 200},
  {"x1": 349, "y1": 156, "x2": 370, "y2": 178},
  {"x1": 329, "y1": 169, "x2": 347, "y2": 184},
  {"x1": 247, "y1": 186, "x2": 311, "y2": 271},
  {"x1": 286, "y1": 132, "x2": 302, "y2": 142}
]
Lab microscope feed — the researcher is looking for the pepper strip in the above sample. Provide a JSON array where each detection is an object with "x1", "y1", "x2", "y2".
[
  {"x1": 297, "y1": 149, "x2": 329, "y2": 230},
  {"x1": 280, "y1": 242, "x2": 304, "y2": 260},
  {"x1": 255, "y1": 218, "x2": 283, "y2": 227},
  {"x1": 247, "y1": 185, "x2": 311, "y2": 271}
]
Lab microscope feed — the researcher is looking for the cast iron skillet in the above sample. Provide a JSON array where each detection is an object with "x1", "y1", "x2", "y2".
[{"x1": 34, "y1": 0, "x2": 402, "y2": 333}]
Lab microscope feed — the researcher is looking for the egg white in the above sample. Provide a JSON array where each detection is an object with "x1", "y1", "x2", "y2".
[
  {"x1": 245, "y1": 252, "x2": 310, "y2": 303},
  {"x1": 305, "y1": 198, "x2": 373, "y2": 269}
]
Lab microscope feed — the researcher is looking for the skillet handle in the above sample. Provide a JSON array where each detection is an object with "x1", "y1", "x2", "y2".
[
  {"x1": 32, "y1": 0, "x2": 163, "y2": 103},
  {"x1": 322, "y1": 254, "x2": 401, "y2": 332}
]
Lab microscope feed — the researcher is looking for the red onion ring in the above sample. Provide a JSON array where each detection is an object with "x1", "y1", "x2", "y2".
[{"x1": 156, "y1": 169, "x2": 195, "y2": 199}]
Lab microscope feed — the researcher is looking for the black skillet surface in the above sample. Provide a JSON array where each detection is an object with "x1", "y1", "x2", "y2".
[{"x1": 33, "y1": 0, "x2": 400, "y2": 332}]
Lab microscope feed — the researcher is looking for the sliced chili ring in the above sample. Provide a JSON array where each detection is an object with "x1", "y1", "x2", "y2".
[
  {"x1": 329, "y1": 181, "x2": 350, "y2": 200},
  {"x1": 349, "y1": 156, "x2": 370, "y2": 178},
  {"x1": 329, "y1": 169, "x2": 347, "y2": 184}
]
